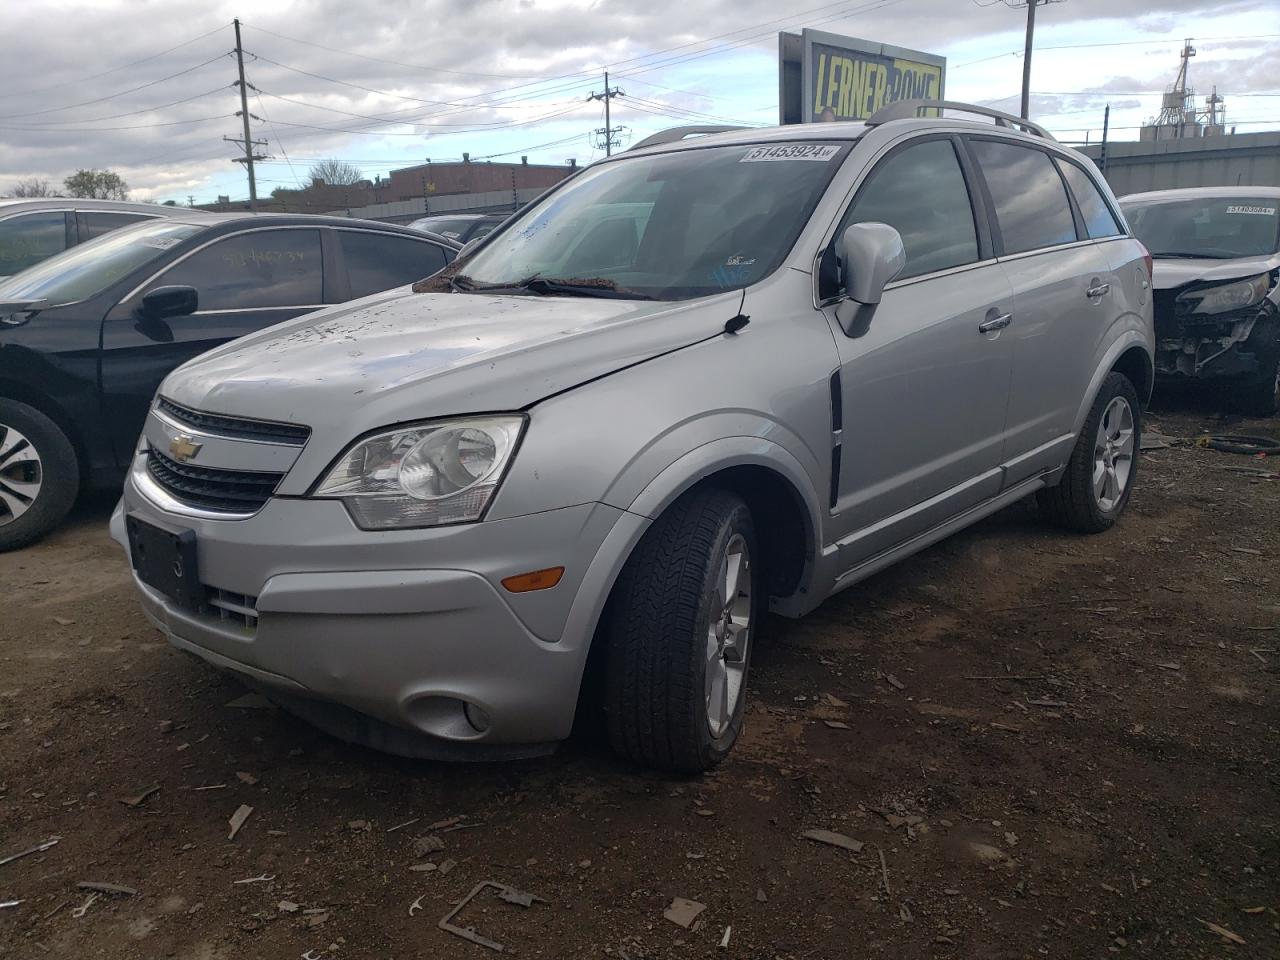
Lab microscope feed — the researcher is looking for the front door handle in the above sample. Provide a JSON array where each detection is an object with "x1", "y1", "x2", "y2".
[
  {"x1": 1086, "y1": 282, "x2": 1111, "y2": 298},
  {"x1": 978, "y1": 312, "x2": 1012, "y2": 333}
]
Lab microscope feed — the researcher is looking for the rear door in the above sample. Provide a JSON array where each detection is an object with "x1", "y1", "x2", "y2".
[
  {"x1": 0, "y1": 210, "x2": 71, "y2": 277},
  {"x1": 333, "y1": 229, "x2": 452, "y2": 299},
  {"x1": 100, "y1": 227, "x2": 325, "y2": 463},
  {"x1": 965, "y1": 137, "x2": 1121, "y2": 484},
  {"x1": 825, "y1": 135, "x2": 1016, "y2": 565}
]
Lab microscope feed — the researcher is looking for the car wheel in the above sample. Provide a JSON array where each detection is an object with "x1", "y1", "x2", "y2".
[
  {"x1": 0, "y1": 399, "x2": 79, "y2": 552},
  {"x1": 603, "y1": 487, "x2": 758, "y2": 774},
  {"x1": 1236, "y1": 351, "x2": 1280, "y2": 417},
  {"x1": 1037, "y1": 372, "x2": 1141, "y2": 534}
]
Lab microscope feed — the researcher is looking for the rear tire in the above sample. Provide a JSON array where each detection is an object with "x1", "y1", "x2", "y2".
[
  {"x1": 603, "y1": 487, "x2": 758, "y2": 774},
  {"x1": 0, "y1": 399, "x2": 79, "y2": 552},
  {"x1": 1037, "y1": 372, "x2": 1141, "y2": 534}
]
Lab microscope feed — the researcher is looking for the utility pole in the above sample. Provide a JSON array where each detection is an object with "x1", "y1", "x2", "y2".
[
  {"x1": 587, "y1": 71, "x2": 624, "y2": 156},
  {"x1": 226, "y1": 18, "x2": 267, "y2": 210},
  {"x1": 1099, "y1": 103, "x2": 1111, "y2": 176},
  {"x1": 1020, "y1": 0, "x2": 1039, "y2": 120}
]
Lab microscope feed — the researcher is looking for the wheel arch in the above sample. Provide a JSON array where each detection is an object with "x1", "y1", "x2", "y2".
[
  {"x1": 0, "y1": 377, "x2": 87, "y2": 484},
  {"x1": 1071, "y1": 333, "x2": 1153, "y2": 438}
]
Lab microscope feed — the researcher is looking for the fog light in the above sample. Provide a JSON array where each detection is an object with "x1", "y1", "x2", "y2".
[
  {"x1": 464, "y1": 702, "x2": 492, "y2": 733},
  {"x1": 501, "y1": 566, "x2": 565, "y2": 593}
]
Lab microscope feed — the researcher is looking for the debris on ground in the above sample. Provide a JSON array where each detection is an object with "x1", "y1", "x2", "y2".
[
  {"x1": 227, "y1": 804, "x2": 254, "y2": 840},
  {"x1": 438, "y1": 858, "x2": 457, "y2": 876},
  {"x1": 822, "y1": 719, "x2": 850, "y2": 729},
  {"x1": 0, "y1": 837, "x2": 60, "y2": 868},
  {"x1": 801, "y1": 829, "x2": 864, "y2": 853},
  {"x1": 880, "y1": 671, "x2": 906, "y2": 691},
  {"x1": 232, "y1": 873, "x2": 275, "y2": 885},
  {"x1": 438, "y1": 881, "x2": 546, "y2": 952},
  {"x1": 71, "y1": 893, "x2": 99, "y2": 918},
  {"x1": 386, "y1": 817, "x2": 419, "y2": 833},
  {"x1": 413, "y1": 834, "x2": 445, "y2": 856},
  {"x1": 755, "y1": 888, "x2": 768, "y2": 903},
  {"x1": 0, "y1": 900, "x2": 22, "y2": 909},
  {"x1": 119, "y1": 785, "x2": 161, "y2": 808},
  {"x1": 76, "y1": 881, "x2": 137, "y2": 896},
  {"x1": 1197, "y1": 918, "x2": 1246, "y2": 945},
  {"x1": 278, "y1": 901, "x2": 300, "y2": 913},
  {"x1": 235, "y1": 772, "x2": 259, "y2": 785},
  {"x1": 663, "y1": 897, "x2": 706, "y2": 929},
  {"x1": 719, "y1": 925, "x2": 732, "y2": 948}
]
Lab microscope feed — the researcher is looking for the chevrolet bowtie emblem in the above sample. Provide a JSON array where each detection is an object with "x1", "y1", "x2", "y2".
[{"x1": 169, "y1": 434, "x2": 203, "y2": 462}]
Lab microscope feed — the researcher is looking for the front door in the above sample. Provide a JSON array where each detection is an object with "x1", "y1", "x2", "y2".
[
  {"x1": 100, "y1": 227, "x2": 325, "y2": 465},
  {"x1": 824, "y1": 136, "x2": 1016, "y2": 568}
]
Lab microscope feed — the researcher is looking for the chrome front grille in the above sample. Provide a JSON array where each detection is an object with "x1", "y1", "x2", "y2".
[
  {"x1": 157, "y1": 397, "x2": 311, "y2": 446},
  {"x1": 146, "y1": 449, "x2": 284, "y2": 515}
]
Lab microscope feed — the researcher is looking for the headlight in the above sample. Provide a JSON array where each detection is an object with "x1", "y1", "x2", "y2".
[
  {"x1": 1178, "y1": 273, "x2": 1270, "y2": 315},
  {"x1": 313, "y1": 415, "x2": 525, "y2": 530}
]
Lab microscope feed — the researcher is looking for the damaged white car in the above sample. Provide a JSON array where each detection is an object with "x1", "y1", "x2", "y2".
[{"x1": 1121, "y1": 187, "x2": 1280, "y2": 415}]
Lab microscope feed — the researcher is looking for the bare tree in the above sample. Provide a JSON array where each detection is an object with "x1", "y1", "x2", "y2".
[
  {"x1": 307, "y1": 158, "x2": 363, "y2": 186},
  {"x1": 9, "y1": 177, "x2": 54, "y2": 198},
  {"x1": 63, "y1": 169, "x2": 129, "y2": 200}
]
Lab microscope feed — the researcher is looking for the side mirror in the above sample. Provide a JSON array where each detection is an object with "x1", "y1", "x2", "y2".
[
  {"x1": 839, "y1": 222, "x2": 906, "y2": 305},
  {"x1": 139, "y1": 285, "x2": 198, "y2": 321}
]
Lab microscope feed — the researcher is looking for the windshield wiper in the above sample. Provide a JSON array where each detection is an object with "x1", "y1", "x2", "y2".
[{"x1": 519, "y1": 277, "x2": 653, "y2": 300}]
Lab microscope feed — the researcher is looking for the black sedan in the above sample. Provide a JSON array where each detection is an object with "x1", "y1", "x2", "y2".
[{"x1": 0, "y1": 212, "x2": 459, "y2": 550}]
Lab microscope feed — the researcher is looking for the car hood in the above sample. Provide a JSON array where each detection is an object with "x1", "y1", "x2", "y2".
[
  {"x1": 163, "y1": 285, "x2": 738, "y2": 429},
  {"x1": 1150, "y1": 252, "x2": 1280, "y2": 290}
]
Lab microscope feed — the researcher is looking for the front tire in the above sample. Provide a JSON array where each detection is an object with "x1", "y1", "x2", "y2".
[
  {"x1": 1237, "y1": 351, "x2": 1280, "y2": 417},
  {"x1": 0, "y1": 399, "x2": 79, "y2": 552},
  {"x1": 1037, "y1": 372, "x2": 1141, "y2": 534},
  {"x1": 603, "y1": 488, "x2": 758, "y2": 774}
]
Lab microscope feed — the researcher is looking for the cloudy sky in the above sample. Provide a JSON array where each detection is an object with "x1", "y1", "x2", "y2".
[{"x1": 1, "y1": 0, "x2": 1276, "y2": 203}]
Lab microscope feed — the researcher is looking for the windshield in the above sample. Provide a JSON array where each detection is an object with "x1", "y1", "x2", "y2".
[
  {"x1": 0, "y1": 220, "x2": 205, "y2": 306},
  {"x1": 458, "y1": 141, "x2": 852, "y2": 300},
  {"x1": 1122, "y1": 196, "x2": 1280, "y2": 259}
]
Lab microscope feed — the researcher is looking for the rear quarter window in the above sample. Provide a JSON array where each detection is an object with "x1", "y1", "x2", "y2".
[
  {"x1": 339, "y1": 231, "x2": 450, "y2": 298},
  {"x1": 1057, "y1": 162, "x2": 1123, "y2": 239}
]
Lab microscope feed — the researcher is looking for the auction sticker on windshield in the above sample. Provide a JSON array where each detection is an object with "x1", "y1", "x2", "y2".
[
  {"x1": 741, "y1": 144, "x2": 841, "y2": 162},
  {"x1": 1225, "y1": 205, "x2": 1277, "y2": 216}
]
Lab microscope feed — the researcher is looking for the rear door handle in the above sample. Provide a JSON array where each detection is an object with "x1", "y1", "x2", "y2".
[
  {"x1": 978, "y1": 312, "x2": 1012, "y2": 333},
  {"x1": 1087, "y1": 282, "x2": 1111, "y2": 298}
]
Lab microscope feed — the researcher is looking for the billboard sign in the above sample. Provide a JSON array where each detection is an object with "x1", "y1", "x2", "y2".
[{"x1": 779, "y1": 29, "x2": 946, "y2": 125}]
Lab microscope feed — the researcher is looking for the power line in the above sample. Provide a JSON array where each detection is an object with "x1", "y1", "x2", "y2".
[
  {"x1": 11, "y1": 85, "x2": 232, "y2": 127},
  {"x1": 0, "y1": 52, "x2": 232, "y2": 120},
  {"x1": 0, "y1": 114, "x2": 232, "y2": 133},
  {"x1": 0, "y1": 23, "x2": 231, "y2": 101}
]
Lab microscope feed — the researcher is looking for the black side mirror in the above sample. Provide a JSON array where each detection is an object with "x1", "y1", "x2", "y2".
[{"x1": 139, "y1": 285, "x2": 198, "y2": 321}]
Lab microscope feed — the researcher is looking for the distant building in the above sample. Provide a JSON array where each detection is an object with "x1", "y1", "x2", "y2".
[
  {"x1": 203, "y1": 157, "x2": 577, "y2": 219},
  {"x1": 1082, "y1": 131, "x2": 1280, "y2": 195}
]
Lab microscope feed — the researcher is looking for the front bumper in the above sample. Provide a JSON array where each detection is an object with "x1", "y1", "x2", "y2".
[{"x1": 113, "y1": 461, "x2": 646, "y2": 756}]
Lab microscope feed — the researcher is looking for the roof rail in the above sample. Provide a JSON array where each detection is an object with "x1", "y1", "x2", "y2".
[
  {"x1": 629, "y1": 125, "x2": 747, "y2": 151},
  {"x1": 866, "y1": 100, "x2": 1057, "y2": 142}
]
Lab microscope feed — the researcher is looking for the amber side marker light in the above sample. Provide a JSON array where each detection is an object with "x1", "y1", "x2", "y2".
[{"x1": 501, "y1": 566, "x2": 565, "y2": 593}]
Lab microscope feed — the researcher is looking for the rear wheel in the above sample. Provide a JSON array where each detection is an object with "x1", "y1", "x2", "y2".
[
  {"x1": 0, "y1": 399, "x2": 79, "y2": 552},
  {"x1": 603, "y1": 488, "x2": 758, "y2": 774},
  {"x1": 1037, "y1": 372, "x2": 1140, "y2": 534}
]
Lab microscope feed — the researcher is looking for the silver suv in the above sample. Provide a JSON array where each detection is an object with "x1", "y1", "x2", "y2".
[{"x1": 112, "y1": 102, "x2": 1155, "y2": 773}]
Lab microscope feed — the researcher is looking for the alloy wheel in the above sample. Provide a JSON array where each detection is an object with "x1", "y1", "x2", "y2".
[
  {"x1": 704, "y1": 533, "x2": 752, "y2": 738},
  {"x1": 1092, "y1": 396, "x2": 1134, "y2": 512},
  {"x1": 0, "y1": 423, "x2": 42, "y2": 527}
]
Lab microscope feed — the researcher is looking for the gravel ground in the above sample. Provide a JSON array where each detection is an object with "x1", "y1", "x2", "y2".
[{"x1": 1, "y1": 399, "x2": 1277, "y2": 960}]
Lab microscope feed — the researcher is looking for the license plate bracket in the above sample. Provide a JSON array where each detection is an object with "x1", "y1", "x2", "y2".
[{"x1": 126, "y1": 514, "x2": 201, "y2": 610}]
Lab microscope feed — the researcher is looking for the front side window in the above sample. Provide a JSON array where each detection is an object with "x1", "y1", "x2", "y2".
[
  {"x1": 80, "y1": 211, "x2": 153, "y2": 241},
  {"x1": 456, "y1": 141, "x2": 852, "y2": 300},
  {"x1": 970, "y1": 140, "x2": 1077, "y2": 255},
  {"x1": 839, "y1": 138, "x2": 979, "y2": 280},
  {"x1": 0, "y1": 220, "x2": 204, "y2": 305},
  {"x1": 158, "y1": 229, "x2": 322, "y2": 310},
  {"x1": 1122, "y1": 196, "x2": 1280, "y2": 259},
  {"x1": 1057, "y1": 162, "x2": 1123, "y2": 240},
  {"x1": 0, "y1": 212, "x2": 67, "y2": 275},
  {"x1": 340, "y1": 231, "x2": 448, "y2": 298}
]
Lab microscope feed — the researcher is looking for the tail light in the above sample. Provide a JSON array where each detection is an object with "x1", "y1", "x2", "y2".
[{"x1": 1137, "y1": 241, "x2": 1153, "y2": 281}]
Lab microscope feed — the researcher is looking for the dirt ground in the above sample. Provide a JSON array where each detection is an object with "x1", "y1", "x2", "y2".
[{"x1": 1, "y1": 395, "x2": 1277, "y2": 960}]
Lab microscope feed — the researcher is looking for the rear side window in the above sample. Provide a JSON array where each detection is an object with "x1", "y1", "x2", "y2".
[
  {"x1": 841, "y1": 138, "x2": 979, "y2": 279},
  {"x1": 79, "y1": 211, "x2": 153, "y2": 241},
  {"x1": 0, "y1": 212, "x2": 67, "y2": 274},
  {"x1": 1057, "y1": 162, "x2": 1123, "y2": 239},
  {"x1": 339, "y1": 231, "x2": 449, "y2": 298},
  {"x1": 160, "y1": 229, "x2": 322, "y2": 310},
  {"x1": 970, "y1": 140, "x2": 1077, "y2": 255}
]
